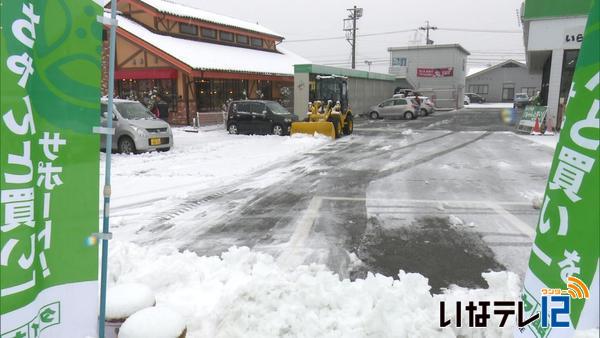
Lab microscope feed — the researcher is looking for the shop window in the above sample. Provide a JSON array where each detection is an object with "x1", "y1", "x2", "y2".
[
  {"x1": 116, "y1": 78, "x2": 178, "y2": 113},
  {"x1": 521, "y1": 87, "x2": 537, "y2": 97},
  {"x1": 220, "y1": 31, "x2": 234, "y2": 42},
  {"x1": 201, "y1": 28, "x2": 217, "y2": 39},
  {"x1": 179, "y1": 23, "x2": 198, "y2": 36},
  {"x1": 468, "y1": 85, "x2": 488, "y2": 95},
  {"x1": 502, "y1": 83, "x2": 515, "y2": 102},
  {"x1": 196, "y1": 79, "x2": 249, "y2": 112},
  {"x1": 236, "y1": 34, "x2": 249, "y2": 44},
  {"x1": 251, "y1": 37, "x2": 263, "y2": 48},
  {"x1": 392, "y1": 57, "x2": 407, "y2": 66}
]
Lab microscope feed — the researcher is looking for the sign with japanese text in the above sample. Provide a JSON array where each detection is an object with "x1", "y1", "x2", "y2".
[
  {"x1": 417, "y1": 67, "x2": 454, "y2": 78},
  {"x1": 1, "y1": 1, "x2": 101, "y2": 337},
  {"x1": 517, "y1": 1, "x2": 599, "y2": 337},
  {"x1": 519, "y1": 105, "x2": 548, "y2": 128}
]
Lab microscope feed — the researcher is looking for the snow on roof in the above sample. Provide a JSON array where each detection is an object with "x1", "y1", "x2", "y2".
[
  {"x1": 139, "y1": 0, "x2": 282, "y2": 38},
  {"x1": 467, "y1": 66, "x2": 488, "y2": 76},
  {"x1": 115, "y1": 14, "x2": 310, "y2": 76},
  {"x1": 466, "y1": 59, "x2": 527, "y2": 78}
]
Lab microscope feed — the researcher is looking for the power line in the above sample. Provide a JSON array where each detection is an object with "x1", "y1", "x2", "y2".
[
  {"x1": 284, "y1": 28, "x2": 416, "y2": 43},
  {"x1": 283, "y1": 26, "x2": 521, "y2": 43},
  {"x1": 438, "y1": 27, "x2": 521, "y2": 33}
]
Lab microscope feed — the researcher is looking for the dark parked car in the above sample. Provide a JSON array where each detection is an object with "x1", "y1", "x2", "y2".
[
  {"x1": 226, "y1": 100, "x2": 298, "y2": 136},
  {"x1": 465, "y1": 93, "x2": 486, "y2": 103},
  {"x1": 513, "y1": 93, "x2": 530, "y2": 108}
]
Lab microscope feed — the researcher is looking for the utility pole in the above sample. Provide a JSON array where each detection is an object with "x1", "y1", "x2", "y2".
[
  {"x1": 419, "y1": 21, "x2": 437, "y2": 45},
  {"x1": 344, "y1": 6, "x2": 363, "y2": 69}
]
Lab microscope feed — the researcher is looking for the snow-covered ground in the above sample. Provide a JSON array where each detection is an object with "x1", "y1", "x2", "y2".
[
  {"x1": 101, "y1": 123, "x2": 593, "y2": 337},
  {"x1": 464, "y1": 103, "x2": 514, "y2": 109},
  {"x1": 102, "y1": 127, "x2": 329, "y2": 244}
]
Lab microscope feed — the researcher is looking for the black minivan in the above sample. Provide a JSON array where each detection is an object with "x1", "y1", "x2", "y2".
[{"x1": 226, "y1": 100, "x2": 298, "y2": 136}]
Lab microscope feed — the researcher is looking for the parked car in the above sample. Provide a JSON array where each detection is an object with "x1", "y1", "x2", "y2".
[
  {"x1": 366, "y1": 98, "x2": 418, "y2": 120},
  {"x1": 514, "y1": 93, "x2": 530, "y2": 108},
  {"x1": 100, "y1": 98, "x2": 173, "y2": 153},
  {"x1": 226, "y1": 100, "x2": 298, "y2": 136},
  {"x1": 405, "y1": 96, "x2": 435, "y2": 116},
  {"x1": 464, "y1": 95, "x2": 470, "y2": 105},
  {"x1": 465, "y1": 93, "x2": 486, "y2": 103}
]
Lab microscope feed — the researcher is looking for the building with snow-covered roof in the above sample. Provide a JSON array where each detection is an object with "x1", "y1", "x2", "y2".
[
  {"x1": 101, "y1": 0, "x2": 309, "y2": 124},
  {"x1": 466, "y1": 60, "x2": 541, "y2": 103}
]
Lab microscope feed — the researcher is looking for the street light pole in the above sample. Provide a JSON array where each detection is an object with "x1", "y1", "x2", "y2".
[{"x1": 364, "y1": 60, "x2": 372, "y2": 72}]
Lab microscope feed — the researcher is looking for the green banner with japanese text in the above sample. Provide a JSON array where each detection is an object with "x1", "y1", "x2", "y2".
[
  {"x1": 517, "y1": 0, "x2": 599, "y2": 337},
  {"x1": 1, "y1": 1, "x2": 101, "y2": 337}
]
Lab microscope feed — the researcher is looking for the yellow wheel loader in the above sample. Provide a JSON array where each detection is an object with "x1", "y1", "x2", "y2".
[{"x1": 290, "y1": 75, "x2": 354, "y2": 139}]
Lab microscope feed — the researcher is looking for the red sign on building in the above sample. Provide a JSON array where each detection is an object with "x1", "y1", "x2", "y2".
[{"x1": 417, "y1": 67, "x2": 454, "y2": 77}]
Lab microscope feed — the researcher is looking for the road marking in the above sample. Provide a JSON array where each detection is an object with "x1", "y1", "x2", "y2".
[
  {"x1": 317, "y1": 196, "x2": 531, "y2": 206},
  {"x1": 278, "y1": 195, "x2": 535, "y2": 268},
  {"x1": 486, "y1": 202, "x2": 535, "y2": 239},
  {"x1": 277, "y1": 196, "x2": 322, "y2": 268}
]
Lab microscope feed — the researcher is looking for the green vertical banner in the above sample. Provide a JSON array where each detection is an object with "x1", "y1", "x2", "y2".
[
  {"x1": 1, "y1": 1, "x2": 101, "y2": 337},
  {"x1": 517, "y1": 1, "x2": 599, "y2": 337}
]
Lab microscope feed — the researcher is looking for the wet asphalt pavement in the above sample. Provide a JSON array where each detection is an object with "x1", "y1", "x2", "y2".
[{"x1": 149, "y1": 108, "x2": 554, "y2": 293}]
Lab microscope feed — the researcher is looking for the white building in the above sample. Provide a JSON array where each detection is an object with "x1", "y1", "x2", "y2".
[
  {"x1": 388, "y1": 44, "x2": 470, "y2": 109},
  {"x1": 466, "y1": 60, "x2": 542, "y2": 103},
  {"x1": 521, "y1": 0, "x2": 593, "y2": 128}
]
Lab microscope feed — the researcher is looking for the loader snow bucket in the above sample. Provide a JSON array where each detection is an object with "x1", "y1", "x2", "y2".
[{"x1": 290, "y1": 122, "x2": 336, "y2": 139}]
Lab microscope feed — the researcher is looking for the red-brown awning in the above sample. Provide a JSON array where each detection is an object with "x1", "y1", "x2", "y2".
[{"x1": 115, "y1": 68, "x2": 178, "y2": 80}]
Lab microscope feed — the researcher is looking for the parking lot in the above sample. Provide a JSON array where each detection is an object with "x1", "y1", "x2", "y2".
[{"x1": 108, "y1": 107, "x2": 554, "y2": 292}]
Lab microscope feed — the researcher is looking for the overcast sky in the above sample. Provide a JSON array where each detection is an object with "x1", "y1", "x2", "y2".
[{"x1": 167, "y1": 0, "x2": 526, "y2": 74}]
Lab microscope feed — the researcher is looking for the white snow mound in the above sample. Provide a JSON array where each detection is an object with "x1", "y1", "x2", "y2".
[
  {"x1": 106, "y1": 283, "x2": 156, "y2": 320},
  {"x1": 119, "y1": 306, "x2": 186, "y2": 338},
  {"x1": 109, "y1": 241, "x2": 522, "y2": 337}
]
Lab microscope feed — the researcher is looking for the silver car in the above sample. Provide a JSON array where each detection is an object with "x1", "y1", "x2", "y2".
[
  {"x1": 100, "y1": 98, "x2": 173, "y2": 153},
  {"x1": 366, "y1": 98, "x2": 418, "y2": 120}
]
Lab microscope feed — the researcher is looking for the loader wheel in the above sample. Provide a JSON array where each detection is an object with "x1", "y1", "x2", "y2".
[
  {"x1": 328, "y1": 115, "x2": 342, "y2": 138},
  {"x1": 343, "y1": 115, "x2": 354, "y2": 135},
  {"x1": 369, "y1": 111, "x2": 379, "y2": 120}
]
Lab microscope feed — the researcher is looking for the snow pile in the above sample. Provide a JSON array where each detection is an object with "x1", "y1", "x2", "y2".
[
  {"x1": 448, "y1": 214, "x2": 464, "y2": 227},
  {"x1": 119, "y1": 306, "x2": 186, "y2": 338},
  {"x1": 464, "y1": 103, "x2": 514, "y2": 109},
  {"x1": 531, "y1": 194, "x2": 544, "y2": 209},
  {"x1": 106, "y1": 283, "x2": 155, "y2": 320},
  {"x1": 109, "y1": 240, "x2": 522, "y2": 337},
  {"x1": 514, "y1": 132, "x2": 560, "y2": 149}
]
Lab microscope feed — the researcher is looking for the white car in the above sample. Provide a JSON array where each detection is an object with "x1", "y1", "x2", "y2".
[
  {"x1": 464, "y1": 95, "x2": 470, "y2": 105},
  {"x1": 405, "y1": 96, "x2": 435, "y2": 116}
]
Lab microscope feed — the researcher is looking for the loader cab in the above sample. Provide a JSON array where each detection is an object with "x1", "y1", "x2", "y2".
[{"x1": 314, "y1": 75, "x2": 349, "y2": 112}]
